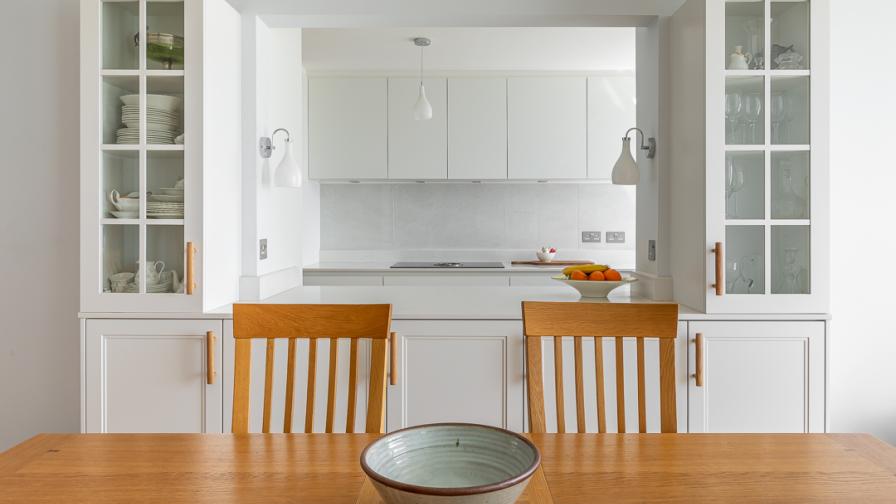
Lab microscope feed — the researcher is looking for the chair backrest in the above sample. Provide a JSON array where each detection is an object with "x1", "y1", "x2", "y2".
[
  {"x1": 521, "y1": 302, "x2": 678, "y2": 433},
  {"x1": 231, "y1": 303, "x2": 393, "y2": 434}
]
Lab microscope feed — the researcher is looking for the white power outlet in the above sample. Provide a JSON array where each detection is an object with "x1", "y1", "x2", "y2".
[{"x1": 259, "y1": 239, "x2": 268, "y2": 260}]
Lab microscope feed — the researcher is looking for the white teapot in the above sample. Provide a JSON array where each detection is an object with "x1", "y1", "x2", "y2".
[{"x1": 728, "y1": 46, "x2": 752, "y2": 70}]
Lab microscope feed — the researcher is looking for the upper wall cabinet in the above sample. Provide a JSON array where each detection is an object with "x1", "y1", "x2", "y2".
[
  {"x1": 81, "y1": 0, "x2": 242, "y2": 313},
  {"x1": 309, "y1": 78, "x2": 387, "y2": 180},
  {"x1": 507, "y1": 77, "x2": 587, "y2": 180},
  {"x1": 388, "y1": 78, "x2": 447, "y2": 180},
  {"x1": 587, "y1": 75, "x2": 636, "y2": 180},
  {"x1": 447, "y1": 78, "x2": 507, "y2": 180}
]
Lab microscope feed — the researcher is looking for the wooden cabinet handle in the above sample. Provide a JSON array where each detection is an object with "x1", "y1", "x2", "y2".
[
  {"x1": 207, "y1": 331, "x2": 216, "y2": 385},
  {"x1": 186, "y1": 242, "x2": 196, "y2": 295},
  {"x1": 711, "y1": 242, "x2": 723, "y2": 296},
  {"x1": 694, "y1": 333, "x2": 704, "y2": 387},
  {"x1": 390, "y1": 332, "x2": 398, "y2": 386}
]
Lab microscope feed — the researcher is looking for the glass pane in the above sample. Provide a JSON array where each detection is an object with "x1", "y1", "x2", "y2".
[
  {"x1": 148, "y1": 151, "x2": 184, "y2": 219},
  {"x1": 726, "y1": 225, "x2": 765, "y2": 295},
  {"x1": 103, "y1": 151, "x2": 140, "y2": 219},
  {"x1": 771, "y1": 225, "x2": 810, "y2": 294},
  {"x1": 725, "y1": 77, "x2": 764, "y2": 145},
  {"x1": 771, "y1": 151, "x2": 810, "y2": 219},
  {"x1": 726, "y1": 151, "x2": 764, "y2": 219},
  {"x1": 147, "y1": 1, "x2": 185, "y2": 70},
  {"x1": 725, "y1": 1, "x2": 765, "y2": 70},
  {"x1": 103, "y1": 225, "x2": 139, "y2": 293},
  {"x1": 103, "y1": 76, "x2": 139, "y2": 145},
  {"x1": 771, "y1": 1, "x2": 810, "y2": 70},
  {"x1": 146, "y1": 77, "x2": 183, "y2": 145},
  {"x1": 102, "y1": 1, "x2": 139, "y2": 70},
  {"x1": 146, "y1": 225, "x2": 184, "y2": 294},
  {"x1": 771, "y1": 76, "x2": 809, "y2": 145}
]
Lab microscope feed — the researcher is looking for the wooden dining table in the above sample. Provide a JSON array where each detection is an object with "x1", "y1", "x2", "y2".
[{"x1": 1, "y1": 433, "x2": 895, "y2": 503}]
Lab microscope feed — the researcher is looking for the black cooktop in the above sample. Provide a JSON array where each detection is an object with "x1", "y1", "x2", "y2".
[{"x1": 390, "y1": 262, "x2": 505, "y2": 269}]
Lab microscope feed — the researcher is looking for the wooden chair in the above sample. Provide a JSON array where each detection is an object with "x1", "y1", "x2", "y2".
[
  {"x1": 231, "y1": 303, "x2": 394, "y2": 434},
  {"x1": 522, "y1": 302, "x2": 679, "y2": 433}
]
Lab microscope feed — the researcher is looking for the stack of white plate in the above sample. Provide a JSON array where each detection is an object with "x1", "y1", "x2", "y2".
[
  {"x1": 147, "y1": 201, "x2": 184, "y2": 219},
  {"x1": 116, "y1": 94, "x2": 182, "y2": 145}
]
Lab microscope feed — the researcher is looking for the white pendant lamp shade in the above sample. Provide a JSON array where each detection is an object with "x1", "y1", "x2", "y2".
[
  {"x1": 413, "y1": 82, "x2": 433, "y2": 121},
  {"x1": 611, "y1": 137, "x2": 640, "y2": 185},
  {"x1": 274, "y1": 138, "x2": 301, "y2": 188}
]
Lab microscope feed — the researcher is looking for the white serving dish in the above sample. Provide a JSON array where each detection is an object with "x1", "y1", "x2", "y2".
[
  {"x1": 361, "y1": 423, "x2": 540, "y2": 504},
  {"x1": 551, "y1": 275, "x2": 637, "y2": 298}
]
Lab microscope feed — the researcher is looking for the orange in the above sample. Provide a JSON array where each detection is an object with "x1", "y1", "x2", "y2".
[
  {"x1": 588, "y1": 271, "x2": 605, "y2": 281},
  {"x1": 604, "y1": 268, "x2": 622, "y2": 281},
  {"x1": 570, "y1": 270, "x2": 588, "y2": 281}
]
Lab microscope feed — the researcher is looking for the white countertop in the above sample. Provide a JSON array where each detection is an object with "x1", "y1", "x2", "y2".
[{"x1": 303, "y1": 261, "x2": 596, "y2": 273}]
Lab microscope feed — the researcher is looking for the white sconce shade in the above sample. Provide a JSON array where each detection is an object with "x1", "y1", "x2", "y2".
[
  {"x1": 612, "y1": 137, "x2": 640, "y2": 185},
  {"x1": 274, "y1": 138, "x2": 301, "y2": 188},
  {"x1": 413, "y1": 83, "x2": 433, "y2": 121}
]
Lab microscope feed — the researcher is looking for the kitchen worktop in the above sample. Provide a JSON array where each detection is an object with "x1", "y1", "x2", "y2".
[{"x1": 303, "y1": 261, "x2": 572, "y2": 273}]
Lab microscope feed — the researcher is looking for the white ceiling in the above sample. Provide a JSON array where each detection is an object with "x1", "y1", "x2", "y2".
[{"x1": 302, "y1": 27, "x2": 636, "y2": 72}]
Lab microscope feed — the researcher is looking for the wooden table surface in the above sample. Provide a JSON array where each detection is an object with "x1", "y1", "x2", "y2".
[{"x1": 1, "y1": 433, "x2": 895, "y2": 503}]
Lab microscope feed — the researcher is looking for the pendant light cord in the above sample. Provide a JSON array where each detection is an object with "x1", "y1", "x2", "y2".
[{"x1": 418, "y1": 45, "x2": 424, "y2": 88}]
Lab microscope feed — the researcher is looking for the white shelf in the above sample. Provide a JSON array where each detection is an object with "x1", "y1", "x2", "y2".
[
  {"x1": 724, "y1": 70, "x2": 810, "y2": 77},
  {"x1": 725, "y1": 144, "x2": 810, "y2": 151},
  {"x1": 147, "y1": 144, "x2": 184, "y2": 151},
  {"x1": 102, "y1": 69, "x2": 140, "y2": 77},
  {"x1": 725, "y1": 219, "x2": 810, "y2": 226},
  {"x1": 102, "y1": 218, "x2": 139, "y2": 225},
  {"x1": 146, "y1": 70, "x2": 185, "y2": 77},
  {"x1": 146, "y1": 219, "x2": 184, "y2": 225},
  {"x1": 102, "y1": 144, "x2": 139, "y2": 151}
]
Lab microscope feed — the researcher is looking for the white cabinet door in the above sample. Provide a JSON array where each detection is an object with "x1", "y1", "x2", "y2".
[
  {"x1": 448, "y1": 78, "x2": 507, "y2": 180},
  {"x1": 587, "y1": 74, "x2": 636, "y2": 180},
  {"x1": 388, "y1": 78, "x2": 447, "y2": 180},
  {"x1": 688, "y1": 321, "x2": 825, "y2": 433},
  {"x1": 83, "y1": 319, "x2": 223, "y2": 433},
  {"x1": 309, "y1": 77, "x2": 387, "y2": 179},
  {"x1": 508, "y1": 77, "x2": 586, "y2": 179},
  {"x1": 388, "y1": 321, "x2": 524, "y2": 432}
]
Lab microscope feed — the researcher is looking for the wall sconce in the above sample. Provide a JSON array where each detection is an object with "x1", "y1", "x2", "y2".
[
  {"x1": 259, "y1": 128, "x2": 301, "y2": 188},
  {"x1": 612, "y1": 127, "x2": 656, "y2": 186}
]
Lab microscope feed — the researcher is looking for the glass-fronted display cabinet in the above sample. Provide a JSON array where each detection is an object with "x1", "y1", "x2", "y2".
[{"x1": 707, "y1": 0, "x2": 828, "y2": 313}]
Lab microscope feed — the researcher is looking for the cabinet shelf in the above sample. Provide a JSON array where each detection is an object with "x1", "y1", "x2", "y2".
[
  {"x1": 146, "y1": 219, "x2": 184, "y2": 225},
  {"x1": 102, "y1": 218, "x2": 139, "y2": 225},
  {"x1": 102, "y1": 144, "x2": 140, "y2": 152},
  {"x1": 725, "y1": 144, "x2": 810, "y2": 151}
]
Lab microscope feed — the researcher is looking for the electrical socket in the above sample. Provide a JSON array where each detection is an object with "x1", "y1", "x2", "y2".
[
  {"x1": 581, "y1": 231, "x2": 602, "y2": 243},
  {"x1": 259, "y1": 239, "x2": 268, "y2": 260},
  {"x1": 648, "y1": 239, "x2": 656, "y2": 261},
  {"x1": 606, "y1": 231, "x2": 626, "y2": 243}
]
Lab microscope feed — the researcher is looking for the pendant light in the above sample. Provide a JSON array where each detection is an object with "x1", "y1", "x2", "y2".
[
  {"x1": 413, "y1": 37, "x2": 432, "y2": 121},
  {"x1": 258, "y1": 128, "x2": 301, "y2": 188},
  {"x1": 611, "y1": 127, "x2": 657, "y2": 185}
]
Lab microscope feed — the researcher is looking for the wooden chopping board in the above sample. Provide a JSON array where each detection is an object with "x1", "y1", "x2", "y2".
[{"x1": 511, "y1": 260, "x2": 593, "y2": 266}]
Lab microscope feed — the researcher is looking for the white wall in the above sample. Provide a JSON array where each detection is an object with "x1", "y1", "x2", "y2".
[
  {"x1": 828, "y1": 0, "x2": 896, "y2": 443},
  {"x1": 0, "y1": 0, "x2": 81, "y2": 450}
]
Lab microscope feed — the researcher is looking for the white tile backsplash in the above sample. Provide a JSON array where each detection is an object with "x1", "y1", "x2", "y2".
[{"x1": 320, "y1": 183, "x2": 635, "y2": 265}]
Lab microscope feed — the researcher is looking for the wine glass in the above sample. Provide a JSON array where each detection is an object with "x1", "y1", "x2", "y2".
[
  {"x1": 725, "y1": 92, "x2": 743, "y2": 143},
  {"x1": 777, "y1": 247, "x2": 801, "y2": 293},
  {"x1": 726, "y1": 157, "x2": 745, "y2": 218},
  {"x1": 743, "y1": 94, "x2": 762, "y2": 144},
  {"x1": 771, "y1": 93, "x2": 785, "y2": 143}
]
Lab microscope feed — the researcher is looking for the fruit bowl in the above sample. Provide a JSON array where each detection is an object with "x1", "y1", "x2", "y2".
[
  {"x1": 360, "y1": 423, "x2": 540, "y2": 504},
  {"x1": 552, "y1": 275, "x2": 637, "y2": 298}
]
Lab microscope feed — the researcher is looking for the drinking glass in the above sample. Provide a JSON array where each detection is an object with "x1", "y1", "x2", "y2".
[
  {"x1": 725, "y1": 92, "x2": 743, "y2": 144},
  {"x1": 726, "y1": 157, "x2": 746, "y2": 218},
  {"x1": 743, "y1": 94, "x2": 763, "y2": 144},
  {"x1": 771, "y1": 93, "x2": 785, "y2": 143}
]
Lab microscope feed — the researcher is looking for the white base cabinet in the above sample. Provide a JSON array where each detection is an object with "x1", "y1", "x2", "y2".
[
  {"x1": 687, "y1": 321, "x2": 826, "y2": 433},
  {"x1": 82, "y1": 319, "x2": 223, "y2": 433}
]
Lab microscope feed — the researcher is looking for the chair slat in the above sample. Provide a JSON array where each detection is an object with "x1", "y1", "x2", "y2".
[
  {"x1": 262, "y1": 339, "x2": 275, "y2": 433},
  {"x1": 553, "y1": 337, "x2": 565, "y2": 434},
  {"x1": 304, "y1": 338, "x2": 317, "y2": 433},
  {"x1": 346, "y1": 338, "x2": 358, "y2": 434},
  {"x1": 659, "y1": 338, "x2": 678, "y2": 433},
  {"x1": 615, "y1": 337, "x2": 625, "y2": 433},
  {"x1": 526, "y1": 337, "x2": 546, "y2": 433},
  {"x1": 574, "y1": 337, "x2": 586, "y2": 433},
  {"x1": 283, "y1": 338, "x2": 297, "y2": 433},
  {"x1": 637, "y1": 338, "x2": 647, "y2": 433},
  {"x1": 325, "y1": 338, "x2": 338, "y2": 433},
  {"x1": 594, "y1": 336, "x2": 606, "y2": 433},
  {"x1": 365, "y1": 338, "x2": 388, "y2": 433},
  {"x1": 231, "y1": 339, "x2": 252, "y2": 434}
]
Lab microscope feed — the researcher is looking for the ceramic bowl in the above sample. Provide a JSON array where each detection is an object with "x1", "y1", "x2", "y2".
[
  {"x1": 361, "y1": 423, "x2": 540, "y2": 504},
  {"x1": 535, "y1": 250, "x2": 556, "y2": 262},
  {"x1": 552, "y1": 275, "x2": 637, "y2": 298}
]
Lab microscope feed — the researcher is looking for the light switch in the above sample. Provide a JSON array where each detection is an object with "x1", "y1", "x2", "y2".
[
  {"x1": 259, "y1": 239, "x2": 268, "y2": 260},
  {"x1": 582, "y1": 231, "x2": 601, "y2": 243},
  {"x1": 606, "y1": 232, "x2": 625, "y2": 243}
]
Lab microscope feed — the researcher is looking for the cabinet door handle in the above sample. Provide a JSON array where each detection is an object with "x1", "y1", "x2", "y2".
[
  {"x1": 711, "y1": 242, "x2": 723, "y2": 296},
  {"x1": 206, "y1": 331, "x2": 216, "y2": 385},
  {"x1": 390, "y1": 332, "x2": 398, "y2": 386},
  {"x1": 693, "y1": 333, "x2": 704, "y2": 387},
  {"x1": 186, "y1": 242, "x2": 196, "y2": 295}
]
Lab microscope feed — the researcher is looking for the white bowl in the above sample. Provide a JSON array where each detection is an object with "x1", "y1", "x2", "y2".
[
  {"x1": 552, "y1": 275, "x2": 637, "y2": 298},
  {"x1": 535, "y1": 251, "x2": 556, "y2": 262},
  {"x1": 361, "y1": 423, "x2": 540, "y2": 504}
]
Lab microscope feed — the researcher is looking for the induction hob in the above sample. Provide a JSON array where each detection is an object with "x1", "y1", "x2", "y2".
[{"x1": 390, "y1": 262, "x2": 505, "y2": 269}]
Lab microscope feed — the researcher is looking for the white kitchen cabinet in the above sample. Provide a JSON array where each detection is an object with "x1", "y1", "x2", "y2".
[
  {"x1": 507, "y1": 77, "x2": 586, "y2": 179},
  {"x1": 387, "y1": 321, "x2": 525, "y2": 432},
  {"x1": 587, "y1": 74, "x2": 636, "y2": 180},
  {"x1": 309, "y1": 77, "x2": 387, "y2": 179},
  {"x1": 447, "y1": 78, "x2": 507, "y2": 180},
  {"x1": 687, "y1": 320, "x2": 825, "y2": 433},
  {"x1": 382, "y1": 274, "x2": 509, "y2": 287},
  {"x1": 81, "y1": 0, "x2": 242, "y2": 313},
  {"x1": 83, "y1": 319, "x2": 223, "y2": 433},
  {"x1": 388, "y1": 78, "x2": 447, "y2": 179}
]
